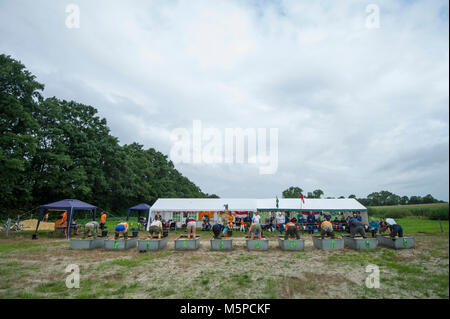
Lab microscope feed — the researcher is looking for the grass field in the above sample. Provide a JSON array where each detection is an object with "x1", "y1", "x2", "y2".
[{"x1": 0, "y1": 217, "x2": 448, "y2": 299}]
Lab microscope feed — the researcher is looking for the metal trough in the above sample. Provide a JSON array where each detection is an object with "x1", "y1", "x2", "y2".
[
  {"x1": 246, "y1": 238, "x2": 269, "y2": 251},
  {"x1": 70, "y1": 238, "x2": 104, "y2": 250},
  {"x1": 210, "y1": 238, "x2": 233, "y2": 251},
  {"x1": 377, "y1": 235, "x2": 415, "y2": 249},
  {"x1": 174, "y1": 236, "x2": 200, "y2": 250},
  {"x1": 138, "y1": 236, "x2": 168, "y2": 252},
  {"x1": 278, "y1": 237, "x2": 305, "y2": 251},
  {"x1": 104, "y1": 238, "x2": 138, "y2": 250},
  {"x1": 344, "y1": 236, "x2": 378, "y2": 250},
  {"x1": 312, "y1": 236, "x2": 344, "y2": 250}
]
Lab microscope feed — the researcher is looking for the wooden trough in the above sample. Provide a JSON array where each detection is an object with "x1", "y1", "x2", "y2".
[
  {"x1": 104, "y1": 238, "x2": 138, "y2": 250},
  {"x1": 174, "y1": 235, "x2": 200, "y2": 250},
  {"x1": 138, "y1": 236, "x2": 168, "y2": 252},
  {"x1": 278, "y1": 237, "x2": 305, "y2": 251},
  {"x1": 70, "y1": 238, "x2": 104, "y2": 250},
  {"x1": 312, "y1": 236, "x2": 344, "y2": 250},
  {"x1": 377, "y1": 235, "x2": 415, "y2": 249},
  {"x1": 246, "y1": 237, "x2": 269, "y2": 251},
  {"x1": 344, "y1": 236, "x2": 378, "y2": 250},
  {"x1": 210, "y1": 238, "x2": 233, "y2": 251}
]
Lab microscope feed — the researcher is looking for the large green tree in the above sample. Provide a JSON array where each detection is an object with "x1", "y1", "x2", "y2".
[{"x1": 282, "y1": 186, "x2": 303, "y2": 198}]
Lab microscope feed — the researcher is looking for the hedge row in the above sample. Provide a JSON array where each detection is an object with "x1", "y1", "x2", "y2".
[{"x1": 367, "y1": 205, "x2": 449, "y2": 220}]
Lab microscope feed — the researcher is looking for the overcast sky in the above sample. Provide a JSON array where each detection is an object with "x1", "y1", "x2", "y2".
[{"x1": 1, "y1": 0, "x2": 448, "y2": 200}]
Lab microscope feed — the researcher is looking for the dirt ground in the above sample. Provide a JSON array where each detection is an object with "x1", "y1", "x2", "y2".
[{"x1": 0, "y1": 232, "x2": 448, "y2": 299}]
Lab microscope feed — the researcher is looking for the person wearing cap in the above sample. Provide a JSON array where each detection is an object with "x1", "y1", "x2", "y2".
[
  {"x1": 100, "y1": 211, "x2": 107, "y2": 231},
  {"x1": 386, "y1": 218, "x2": 404, "y2": 238},
  {"x1": 348, "y1": 213, "x2": 367, "y2": 238},
  {"x1": 114, "y1": 222, "x2": 129, "y2": 239},
  {"x1": 186, "y1": 216, "x2": 197, "y2": 239},
  {"x1": 320, "y1": 220, "x2": 335, "y2": 239},
  {"x1": 149, "y1": 219, "x2": 163, "y2": 239},
  {"x1": 284, "y1": 218, "x2": 300, "y2": 240},
  {"x1": 83, "y1": 221, "x2": 99, "y2": 239}
]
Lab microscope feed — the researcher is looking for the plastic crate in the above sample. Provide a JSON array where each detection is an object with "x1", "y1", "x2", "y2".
[
  {"x1": 174, "y1": 236, "x2": 200, "y2": 250},
  {"x1": 104, "y1": 238, "x2": 138, "y2": 250},
  {"x1": 278, "y1": 237, "x2": 305, "y2": 251},
  {"x1": 70, "y1": 238, "x2": 104, "y2": 250},
  {"x1": 343, "y1": 236, "x2": 378, "y2": 250},
  {"x1": 377, "y1": 235, "x2": 415, "y2": 249},
  {"x1": 138, "y1": 236, "x2": 168, "y2": 252},
  {"x1": 312, "y1": 236, "x2": 344, "y2": 250}
]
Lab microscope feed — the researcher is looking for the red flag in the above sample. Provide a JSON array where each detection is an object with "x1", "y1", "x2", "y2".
[{"x1": 301, "y1": 193, "x2": 305, "y2": 204}]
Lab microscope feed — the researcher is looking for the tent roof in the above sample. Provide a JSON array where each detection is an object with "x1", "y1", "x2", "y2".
[
  {"x1": 129, "y1": 203, "x2": 151, "y2": 211},
  {"x1": 40, "y1": 199, "x2": 96, "y2": 210},
  {"x1": 150, "y1": 198, "x2": 366, "y2": 212}
]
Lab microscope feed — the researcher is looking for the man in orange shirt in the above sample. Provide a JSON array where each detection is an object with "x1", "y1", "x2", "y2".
[
  {"x1": 284, "y1": 218, "x2": 300, "y2": 240},
  {"x1": 321, "y1": 220, "x2": 335, "y2": 239},
  {"x1": 61, "y1": 211, "x2": 67, "y2": 224},
  {"x1": 100, "y1": 212, "x2": 107, "y2": 230}
]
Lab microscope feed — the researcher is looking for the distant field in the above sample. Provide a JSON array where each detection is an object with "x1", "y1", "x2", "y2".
[
  {"x1": 367, "y1": 203, "x2": 449, "y2": 221},
  {"x1": 369, "y1": 203, "x2": 449, "y2": 209}
]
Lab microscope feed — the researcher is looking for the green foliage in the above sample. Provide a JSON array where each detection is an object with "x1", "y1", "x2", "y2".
[
  {"x1": 368, "y1": 204, "x2": 449, "y2": 221},
  {"x1": 282, "y1": 186, "x2": 303, "y2": 198},
  {"x1": 0, "y1": 54, "x2": 217, "y2": 217}
]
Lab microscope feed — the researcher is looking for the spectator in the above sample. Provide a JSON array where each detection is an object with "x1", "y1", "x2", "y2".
[
  {"x1": 378, "y1": 217, "x2": 388, "y2": 234},
  {"x1": 276, "y1": 212, "x2": 285, "y2": 234},
  {"x1": 369, "y1": 217, "x2": 379, "y2": 238},
  {"x1": 306, "y1": 212, "x2": 315, "y2": 234}
]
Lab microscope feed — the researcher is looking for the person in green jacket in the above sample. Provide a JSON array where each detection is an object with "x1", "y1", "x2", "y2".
[{"x1": 369, "y1": 217, "x2": 379, "y2": 238}]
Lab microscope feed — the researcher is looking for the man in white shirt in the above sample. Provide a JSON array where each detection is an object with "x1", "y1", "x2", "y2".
[
  {"x1": 149, "y1": 219, "x2": 163, "y2": 240},
  {"x1": 252, "y1": 212, "x2": 261, "y2": 224}
]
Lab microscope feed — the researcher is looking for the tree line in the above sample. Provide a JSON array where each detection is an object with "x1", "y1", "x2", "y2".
[
  {"x1": 0, "y1": 54, "x2": 218, "y2": 217},
  {"x1": 282, "y1": 187, "x2": 445, "y2": 206}
]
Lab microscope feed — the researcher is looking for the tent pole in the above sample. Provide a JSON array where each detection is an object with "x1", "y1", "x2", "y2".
[{"x1": 67, "y1": 207, "x2": 74, "y2": 239}]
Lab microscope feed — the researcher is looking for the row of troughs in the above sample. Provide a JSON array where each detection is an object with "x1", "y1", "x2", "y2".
[{"x1": 70, "y1": 235, "x2": 415, "y2": 251}]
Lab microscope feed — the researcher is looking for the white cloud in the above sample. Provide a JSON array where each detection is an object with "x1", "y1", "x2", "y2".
[{"x1": 0, "y1": 0, "x2": 448, "y2": 200}]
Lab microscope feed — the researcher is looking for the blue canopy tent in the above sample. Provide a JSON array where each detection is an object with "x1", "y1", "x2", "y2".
[
  {"x1": 126, "y1": 203, "x2": 151, "y2": 231},
  {"x1": 34, "y1": 199, "x2": 97, "y2": 239}
]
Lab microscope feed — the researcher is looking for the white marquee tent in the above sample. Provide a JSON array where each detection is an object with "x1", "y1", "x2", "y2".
[{"x1": 147, "y1": 198, "x2": 368, "y2": 229}]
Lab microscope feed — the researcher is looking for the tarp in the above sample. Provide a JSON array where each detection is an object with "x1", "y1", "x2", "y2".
[
  {"x1": 35, "y1": 199, "x2": 97, "y2": 239},
  {"x1": 126, "y1": 203, "x2": 151, "y2": 230}
]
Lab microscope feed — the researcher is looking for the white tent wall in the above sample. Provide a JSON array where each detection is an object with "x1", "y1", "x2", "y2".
[{"x1": 147, "y1": 198, "x2": 369, "y2": 229}]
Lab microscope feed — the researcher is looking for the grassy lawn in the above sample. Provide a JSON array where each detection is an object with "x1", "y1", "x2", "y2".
[{"x1": 0, "y1": 217, "x2": 448, "y2": 299}]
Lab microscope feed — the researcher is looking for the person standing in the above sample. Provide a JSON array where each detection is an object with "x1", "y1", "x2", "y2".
[
  {"x1": 378, "y1": 217, "x2": 388, "y2": 234},
  {"x1": 186, "y1": 216, "x2": 197, "y2": 239},
  {"x1": 276, "y1": 212, "x2": 285, "y2": 234},
  {"x1": 100, "y1": 211, "x2": 107, "y2": 231},
  {"x1": 306, "y1": 212, "x2": 315, "y2": 234}
]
